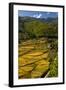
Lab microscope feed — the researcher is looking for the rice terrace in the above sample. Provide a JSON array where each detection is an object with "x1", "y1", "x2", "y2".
[{"x1": 18, "y1": 10, "x2": 58, "y2": 79}]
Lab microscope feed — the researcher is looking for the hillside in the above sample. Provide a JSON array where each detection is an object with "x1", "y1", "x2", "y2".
[
  {"x1": 18, "y1": 16, "x2": 58, "y2": 79},
  {"x1": 18, "y1": 16, "x2": 58, "y2": 43}
]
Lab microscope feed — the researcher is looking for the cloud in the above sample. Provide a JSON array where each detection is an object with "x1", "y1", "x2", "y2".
[
  {"x1": 33, "y1": 14, "x2": 37, "y2": 18},
  {"x1": 33, "y1": 13, "x2": 42, "y2": 18}
]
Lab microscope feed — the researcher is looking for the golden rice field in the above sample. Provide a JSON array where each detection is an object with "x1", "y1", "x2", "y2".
[{"x1": 18, "y1": 38, "x2": 58, "y2": 79}]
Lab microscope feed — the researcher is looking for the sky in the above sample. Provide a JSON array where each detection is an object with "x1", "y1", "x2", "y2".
[{"x1": 18, "y1": 10, "x2": 58, "y2": 19}]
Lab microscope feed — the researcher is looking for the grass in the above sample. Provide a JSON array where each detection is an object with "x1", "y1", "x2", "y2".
[
  {"x1": 48, "y1": 55, "x2": 58, "y2": 77},
  {"x1": 18, "y1": 38, "x2": 58, "y2": 79}
]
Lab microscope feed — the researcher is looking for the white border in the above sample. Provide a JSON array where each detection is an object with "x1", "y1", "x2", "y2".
[{"x1": 13, "y1": 5, "x2": 63, "y2": 85}]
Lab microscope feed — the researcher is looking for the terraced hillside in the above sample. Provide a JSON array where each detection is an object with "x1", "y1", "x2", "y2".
[{"x1": 18, "y1": 38, "x2": 58, "y2": 79}]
